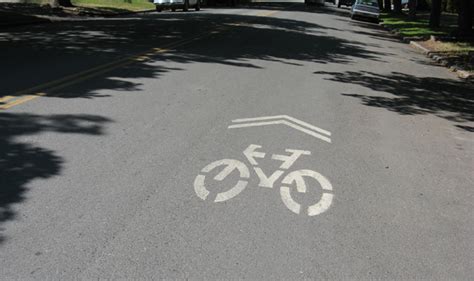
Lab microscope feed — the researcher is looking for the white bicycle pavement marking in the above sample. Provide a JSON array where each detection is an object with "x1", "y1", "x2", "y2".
[
  {"x1": 228, "y1": 115, "x2": 332, "y2": 143},
  {"x1": 280, "y1": 169, "x2": 333, "y2": 216},
  {"x1": 194, "y1": 159, "x2": 250, "y2": 202},
  {"x1": 193, "y1": 144, "x2": 335, "y2": 216}
]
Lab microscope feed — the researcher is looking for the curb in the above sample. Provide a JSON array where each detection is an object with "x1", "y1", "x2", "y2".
[
  {"x1": 409, "y1": 40, "x2": 473, "y2": 80},
  {"x1": 409, "y1": 41, "x2": 430, "y2": 54},
  {"x1": 378, "y1": 22, "x2": 425, "y2": 43},
  {"x1": 104, "y1": 9, "x2": 155, "y2": 17},
  {"x1": 379, "y1": 21, "x2": 473, "y2": 81}
]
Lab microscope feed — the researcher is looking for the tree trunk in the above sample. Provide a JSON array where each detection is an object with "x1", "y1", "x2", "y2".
[
  {"x1": 429, "y1": 0, "x2": 442, "y2": 28},
  {"x1": 457, "y1": 0, "x2": 473, "y2": 34},
  {"x1": 384, "y1": 0, "x2": 391, "y2": 12},
  {"x1": 393, "y1": 0, "x2": 402, "y2": 13},
  {"x1": 378, "y1": 0, "x2": 384, "y2": 10},
  {"x1": 408, "y1": 0, "x2": 416, "y2": 18}
]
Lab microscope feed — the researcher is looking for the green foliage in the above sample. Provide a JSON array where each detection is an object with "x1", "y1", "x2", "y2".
[
  {"x1": 381, "y1": 12, "x2": 457, "y2": 37},
  {"x1": 71, "y1": 0, "x2": 154, "y2": 11}
]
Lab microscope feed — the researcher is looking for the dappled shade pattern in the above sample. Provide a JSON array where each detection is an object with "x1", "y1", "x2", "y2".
[
  {"x1": 0, "y1": 10, "x2": 387, "y2": 98},
  {"x1": 315, "y1": 71, "x2": 474, "y2": 130},
  {"x1": 0, "y1": 113, "x2": 111, "y2": 244},
  {"x1": 0, "y1": 5, "x2": 392, "y2": 244}
]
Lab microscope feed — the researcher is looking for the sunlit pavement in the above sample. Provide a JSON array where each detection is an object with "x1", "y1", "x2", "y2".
[{"x1": 0, "y1": 3, "x2": 473, "y2": 279}]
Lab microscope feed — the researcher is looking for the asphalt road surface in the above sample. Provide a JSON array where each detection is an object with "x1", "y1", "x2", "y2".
[{"x1": 0, "y1": 3, "x2": 473, "y2": 279}]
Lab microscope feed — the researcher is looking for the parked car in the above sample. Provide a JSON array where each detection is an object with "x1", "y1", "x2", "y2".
[
  {"x1": 150, "y1": 0, "x2": 201, "y2": 12},
  {"x1": 335, "y1": 0, "x2": 354, "y2": 8},
  {"x1": 350, "y1": 0, "x2": 380, "y2": 22}
]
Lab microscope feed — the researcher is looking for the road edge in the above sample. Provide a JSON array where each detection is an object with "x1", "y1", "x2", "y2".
[
  {"x1": 379, "y1": 22, "x2": 473, "y2": 81},
  {"x1": 0, "y1": 8, "x2": 155, "y2": 29},
  {"x1": 409, "y1": 41, "x2": 473, "y2": 81}
]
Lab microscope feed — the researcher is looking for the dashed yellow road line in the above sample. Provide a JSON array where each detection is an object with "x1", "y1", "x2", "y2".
[
  {"x1": 0, "y1": 93, "x2": 46, "y2": 110},
  {"x1": 0, "y1": 8, "x2": 284, "y2": 110},
  {"x1": 0, "y1": 33, "x2": 212, "y2": 110},
  {"x1": 257, "y1": 11, "x2": 279, "y2": 17},
  {"x1": 0, "y1": 96, "x2": 15, "y2": 103},
  {"x1": 11, "y1": 36, "x2": 196, "y2": 98}
]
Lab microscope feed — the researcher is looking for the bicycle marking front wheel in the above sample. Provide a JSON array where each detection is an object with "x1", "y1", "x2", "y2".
[
  {"x1": 194, "y1": 159, "x2": 250, "y2": 203},
  {"x1": 280, "y1": 169, "x2": 334, "y2": 216}
]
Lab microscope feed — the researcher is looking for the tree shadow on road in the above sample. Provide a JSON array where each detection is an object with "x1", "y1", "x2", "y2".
[
  {"x1": 0, "y1": 9, "x2": 388, "y2": 99},
  {"x1": 0, "y1": 8, "x2": 389, "y2": 244},
  {"x1": 314, "y1": 70, "x2": 474, "y2": 130},
  {"x1": 0, "y1": 113, "x2": 111, "y2": 245},
  {"x1": 0, "y1": 6, "x2": 443, "y2": 242}
]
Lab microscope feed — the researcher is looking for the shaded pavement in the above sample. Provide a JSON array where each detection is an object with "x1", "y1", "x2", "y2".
[{"x1": 0, "y1": 3, "x2": 473, "y2": 279}]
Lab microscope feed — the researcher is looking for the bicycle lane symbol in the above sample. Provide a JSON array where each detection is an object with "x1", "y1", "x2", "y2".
[
  {"x1": 193, "y1": 144, "x2": 334, "y2": 216},
  {"x1": 194, "y1": 159, "x2": 250, "y2": 203}
]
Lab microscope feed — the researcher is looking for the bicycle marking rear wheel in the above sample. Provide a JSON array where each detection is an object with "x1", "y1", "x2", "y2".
[{"x1": 280, "y1": 169, "x2": 333, "y2": 216}]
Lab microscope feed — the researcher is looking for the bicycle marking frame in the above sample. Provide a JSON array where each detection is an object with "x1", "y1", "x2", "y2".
[{"x1": 194, "y1": 144, "x2": 334, "y2": 216}]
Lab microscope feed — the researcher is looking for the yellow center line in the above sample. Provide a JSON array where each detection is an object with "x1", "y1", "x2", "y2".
[
  {"x1": 256, "y1": 11, "x2": 279, "y2": 17},
  {"x1": 13, "y1": 36, "x2": 201, "y2": 95},
  {"x1": 1, "y1": 8, "x2": 285, "y2": 110},
  {"x1": 0, "y1": 33, "x2": 213, "y2": 110},
  {"x1": 0, "y1": 93, "x2": 46, "y2": 110},
  {"x1": 0, "y1": 96, "x2": 15, "y2": 103}
]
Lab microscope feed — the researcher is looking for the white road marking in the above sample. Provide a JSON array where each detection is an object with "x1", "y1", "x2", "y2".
[
  {"x1": 214, "y1": 180, "x2": 248, "y2": 203},
  {"x1": 282, "y1": 169, "x2": 333, "y2": 191},
  {"x1": 282, "y1": 170, "x2": 307, "y2": 193},
  {"x1": 194, "y1": 159, "x2": 250, "y2": 202},
  {"x1": 272, "y1": 149, "x2": 311, "y2": 169},
  {"x1": 214, "y1": 162, "x2": 241, "y2": 181},
  {"x1": 194, "y1": 175, "x2": 210, "y2": 200},
  {"x1": 253, "y1": 167, "x2": 284, "y2": 188},
  {"x1": 228, "y1": 120, "x2": 332, "y2": 143},
  {"x1": 231, "y1": 115, "x2": 331, "y2": 136},
  {"x1": 194, "y1": 144, "x2": 335, "y2": 216},
  {"x1": 243, "y1": 144, "x2": 266, "y2": 166},
  {"x1": 201, "y1": 159, "x2": 250, "y2": 179},
  {"x1": 280, "y1": 169, "x2": 334, "y2": 216},
  {"x1": 280, "y1": 186, "x2": 301, "y2": 214},
  {"x1": 308, "y1": 193, "x2": 334, "y2": 216}
]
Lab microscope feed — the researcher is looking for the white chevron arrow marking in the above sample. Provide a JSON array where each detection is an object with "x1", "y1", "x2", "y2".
[{"x1": 228, "y1": 115, "x2": 331, "y2": 143}]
